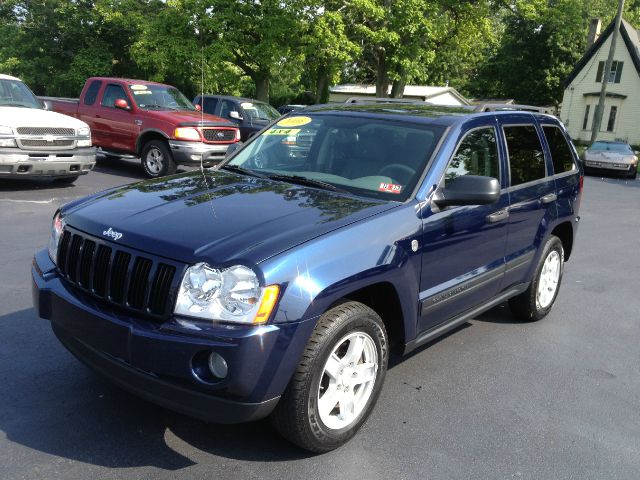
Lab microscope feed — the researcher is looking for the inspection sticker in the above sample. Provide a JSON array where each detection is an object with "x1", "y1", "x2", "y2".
[
  {"x1": 379, "y1": 183, "x2": 403, "y2": 194},
  {"x1": 277, "y1": 116, "x2": 312, "y2": 127},
  {"x1": 264, "y1": 128, "x2": 301, "y2": 136}
]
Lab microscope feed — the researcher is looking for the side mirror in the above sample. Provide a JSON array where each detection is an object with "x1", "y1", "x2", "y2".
[
  {"x1": 433, "y1": 175, "x2": 500, "y2": 207},
  {"x1": 114, "y1": 98, "x2": 131, "y2": 110},
  {"x1": 41, "y1": 100, "x2": 53, "y2": 111},
  {"x1": 194, "y1": 103, "x2": 202, "y2": 111},
  {"x1": 225, "y1": 142, "x2": 243, "y2": 158},
  {"x1": 229, "y1": 111, "x2": 243, "y2": 120}
]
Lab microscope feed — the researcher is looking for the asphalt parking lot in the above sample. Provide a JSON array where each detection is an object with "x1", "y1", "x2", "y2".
[{"x1": 1, "y1": 162, "x2": 639, "y2": 479}]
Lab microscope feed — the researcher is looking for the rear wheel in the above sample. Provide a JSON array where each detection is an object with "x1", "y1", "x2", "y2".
[
  {"x1": 141, "y1": 140, "x2": 176, "y2": 178},
  {"x1": 271, "y1": 301, "x2": 388, "y2": 452},
  {"x1": 509, "y1": 235, "x2": 564, "y2": 322}
]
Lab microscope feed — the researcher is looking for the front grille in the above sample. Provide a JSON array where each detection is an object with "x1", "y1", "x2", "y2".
[
  {"x1": 202, "y1": 128, "x2": 236, "y2": 142},
  {"x1": 19, "y1": 139, "x2": 75, "y2": 148},
  {"x1": 16, "y1": 127, "x2": 75, "y2": 135},
  {"x1": 57, "y1": 229, "x2": 180, "y2": 319}
]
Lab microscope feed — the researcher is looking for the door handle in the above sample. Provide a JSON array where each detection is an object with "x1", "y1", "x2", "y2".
[
  {"x1": 540, "y1": 193, "x2": 557, "y2": 205},
  {"x1": 486, "y1": 210, "x2": 509, "y2": 224}
]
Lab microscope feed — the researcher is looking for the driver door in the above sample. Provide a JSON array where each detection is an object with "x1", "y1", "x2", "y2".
[{"x1": 418, "y1": 122, "x2": 509, "y2": 332}]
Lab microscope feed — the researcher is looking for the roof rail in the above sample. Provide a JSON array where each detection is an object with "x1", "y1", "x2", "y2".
[
  {"x1": 344, "y1": 96, "x2": 427, "y2": 105},
  {"x1": 474, "y1": 103, "x2": 555, "y2": 114}
]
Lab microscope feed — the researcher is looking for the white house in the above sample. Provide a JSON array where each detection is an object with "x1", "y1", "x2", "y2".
[
  {"x1": 560, "y1": 18, "x2": 640, "y2": 145},
  {"x1": 328, "y1": 84, "x2": 470, "y2": 106}
]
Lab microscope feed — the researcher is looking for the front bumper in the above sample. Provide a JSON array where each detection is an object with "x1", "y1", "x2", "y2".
[
  {"x1": 584, "y1": 160, "x2": 636, "y2": 173},
  {"x1": 32, "y1": 250, "x2": 316, "y2": 424},
  {"x1": 0, "y1": 147, "x2": 96, "y2": 177},
  {"x1": 168, "y1": 140, "x2": 231, "y2": 166}
]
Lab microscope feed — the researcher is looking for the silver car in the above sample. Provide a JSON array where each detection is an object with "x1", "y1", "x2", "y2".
[{"x1": 583, "y1": 141, "x2": 638, "y2": 179}]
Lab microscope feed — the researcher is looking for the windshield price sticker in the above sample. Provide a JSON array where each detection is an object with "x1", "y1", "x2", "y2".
[
  {"x1": 264, "y1": 128, "x2": 301, "y2": 136},
  {"x1": 379, "y1": 183, "x2": 403, "y2": 194},
  {"x1": 130, "y1": 84, "x2": 148, "y2": 90},
  {"x1": 277, "y1": 116, "x2": 312, "y2": 127},
  {"x1": 133, "y1": 90, "x2": 152, "y2": 95}
]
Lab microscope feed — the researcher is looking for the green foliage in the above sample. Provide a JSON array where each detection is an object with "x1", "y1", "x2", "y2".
[{"x1": 0, "y1": 0, "x2": 634, "y2": 106}]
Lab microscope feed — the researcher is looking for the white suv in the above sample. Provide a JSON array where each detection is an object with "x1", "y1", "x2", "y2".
[{"x1": 0, "y1": 74, "x2": 96, "y2": 184}]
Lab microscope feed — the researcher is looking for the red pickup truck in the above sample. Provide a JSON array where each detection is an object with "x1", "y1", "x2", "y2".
[{"x1": 44, "y1": 77, "x2": 240, "y2": 177}]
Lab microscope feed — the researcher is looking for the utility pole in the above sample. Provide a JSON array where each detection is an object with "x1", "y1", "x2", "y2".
[{"x1": 591, "y1": 0, "x2": 625, "y2": 143}]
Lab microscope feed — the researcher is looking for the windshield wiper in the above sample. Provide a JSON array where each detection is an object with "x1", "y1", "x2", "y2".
[
  {"x1": 220, "y1": 164, "x2": 268, "y2": 178},
  {"x1": 267, "y1": 174, "x2": 349, "y2": 194}
]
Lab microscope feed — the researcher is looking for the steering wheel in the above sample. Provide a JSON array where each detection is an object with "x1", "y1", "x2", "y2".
[
  {"x1": 167, "y1": 101, "x2": 180, "y2": 108},
  {"x1": 378, "y1": 164, "x2": 415, "y2": 184},
  {"x1": 250, "y1": 150, "x2": 271, "y2": 169}
]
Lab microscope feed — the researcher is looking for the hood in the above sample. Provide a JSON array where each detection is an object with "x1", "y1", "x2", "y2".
[
  {"x1": 0, "y1": 106, "x2": 89, "y2": 130},
  {"x1": 144, "y1": 109, "x2": 232, "y2": 127},
  {"x1": 62, "y1": 171, "x2": 397, "y2": 265}
]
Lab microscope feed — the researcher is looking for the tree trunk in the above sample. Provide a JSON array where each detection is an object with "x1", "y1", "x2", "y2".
[
  {"x1": 254, "y1": 74, "x2": 270, "y2": 102},
  {"x1": 375, "y1": 49, "x2": 389, "y2": 97},
  {"x1": 390, "y1": 71, "x2": 406, "y2": 98},
  {"x1": 316, "y1": 65, "x2": 330, "y2": 104}
]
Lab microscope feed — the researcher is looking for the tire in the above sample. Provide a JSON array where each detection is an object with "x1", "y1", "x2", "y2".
[
  {"x1": 53, "y1": 176, "x2": 79, "y2": 185},
  {"x1": 509, "y1": 235, "x2": 564, "y2": 322},
  {"x1": 629, "y1": 168, "x2": 637, "y2": 180},
  {"x1": 271, "y1": 301, "x2": 388, "y2": 452},
  {"x1": 141, "y1": 140, "x2": 176, "y2": 178}
]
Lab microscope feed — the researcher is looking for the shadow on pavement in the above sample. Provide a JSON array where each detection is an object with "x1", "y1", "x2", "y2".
[
  {"x1": 0, "y1": 177, "x2": 76, "y2": 192},
  {"x1": 0, "y1": 308, "x2": 312, "y2": 472}
]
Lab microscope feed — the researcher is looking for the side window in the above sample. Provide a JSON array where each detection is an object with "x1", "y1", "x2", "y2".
[
  {"x1": 542, "y1": 126, "x2": 576, "y2": 175},
  {"x1": 101, "y1": 84, "x2": 127, "y2": 108},
  {"x1": 202, "y1": 97, "x2": 218, "y2": 114},
  {"x1": 83, "y1": 80, "x2": 102, "y2": 106},
  {"x1": 504, "y1": 125, "x2": 546, "y2": 186},
  {"x1": 219, "y1": 100, "x2": 235, "y2": 118},
  {"x1": 445, "y1": 127, "x2": 499, "y2": 185}
]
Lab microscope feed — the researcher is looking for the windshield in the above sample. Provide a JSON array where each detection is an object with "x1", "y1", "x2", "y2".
[
  {"x1": 128, "y1": 84, "x2": 195, "y2": 111},
  {"x1": 0, "y1": 79, "x2": 42, "y2": 109},
  {"x1": 589, "y1": 142, "x2": 633, "y2": 154},
  {"x1": 241, "y1": 101, "x2": 280, "y2": 121},
  {"x1": 226, "y1": 114, "x2": 445, "y2": 201}
]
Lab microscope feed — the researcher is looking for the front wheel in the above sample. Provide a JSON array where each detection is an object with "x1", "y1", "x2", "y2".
[
  {"x1": 509, "y1": 235, "x2": 564, "y2": 321},
  {"x1": 141, "y1": 140, "x2": 176, "y2": 178},
  {"x1": 271, "y1": 301, "x2": 388, "y2": 452}
]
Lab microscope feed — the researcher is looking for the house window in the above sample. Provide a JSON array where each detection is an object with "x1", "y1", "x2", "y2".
[
  {"x1": 596, "y1": 61, "x2": 624, "y2": 83},
  {"x1": 606, "y1": 106, "x2": 618, "y2": 132},
  {"x1": 582, "y1": 105, "x2": 591, "y2": 130}
]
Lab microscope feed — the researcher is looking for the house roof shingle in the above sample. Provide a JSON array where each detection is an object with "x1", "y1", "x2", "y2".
[{"x1": 564, "y1": 18, "x2": 640, "y2": 87}]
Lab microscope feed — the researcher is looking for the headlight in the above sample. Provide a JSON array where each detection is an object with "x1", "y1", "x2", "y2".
[
  {"x1": 0, "y1": 126, "x2": 13, "y2": 135},
  {"x1": 76, "y1": 126, "x2": 90, "y2": 137},
  {"x1": 77, "y1": 139, "x2": 92, "y2": 147},
  {"x1": 174, "y1": 263, "x2": 280, "y2": 324},
  {"x1": 48, "y1": 211, "x2": 65, "y2": 264},
  {"x1": 174, "y1": 127, "x2": 202, "y2": 141},
  {"x1": 0, "y1": 138, "x2": 16, "y2": 147}
]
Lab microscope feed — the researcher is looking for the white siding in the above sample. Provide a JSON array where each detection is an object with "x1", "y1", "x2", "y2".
[{"x1": 560, "y1": 28, "x2": 640, "y2": 145}]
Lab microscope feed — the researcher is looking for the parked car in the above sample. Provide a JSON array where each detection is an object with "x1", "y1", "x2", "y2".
[
  {"x1": 0, "y1": 74, "x2": 96, "y2": 183},
  {"x1": 277, "y1": 104, "x2": 307, "y2": 115},
  {"x1": 32, "y1": 104, "x2": 583, "y2": 452},
  {"x1": 582, "y1": 140, "x2": 638, "y2": 179},
  {"x1": 44, "y1": 78, "x2": 240, "y2": 178},
  {"x1": 193, "y1": 95, "x2": 280, "y2": 141}
]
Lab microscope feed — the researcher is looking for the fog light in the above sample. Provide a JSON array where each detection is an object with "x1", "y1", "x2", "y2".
[
  {"x1": 208, "y1": 352, "x2": 228, "y2": 379},
  {"x1": 190, "y1": 154, "x2": 203, "y2": 161}
]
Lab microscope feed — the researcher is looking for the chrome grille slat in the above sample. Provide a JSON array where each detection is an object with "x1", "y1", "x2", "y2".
[
  {"x1": 56, "y1": 228, "x2": 179, "y2": 321},
  {"x1": 16, "y1": 127, "x2": 75, "y2": 135}
]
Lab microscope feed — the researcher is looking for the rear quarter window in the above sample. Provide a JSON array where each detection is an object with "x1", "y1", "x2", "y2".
[
  {"x1": 504, "y1": 125, "x2": 546, "y2": 186},
  {"x1": 542, "y1": 126, "x2": 576, "y2": 175},
  {"x1": 83, "y1": 80, "x2": 102, "y2": 106}
]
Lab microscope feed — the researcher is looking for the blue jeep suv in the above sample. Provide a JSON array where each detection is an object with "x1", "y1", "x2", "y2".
[{"x1": 32, "y1": 104, "x2": 583, "y2": 452}]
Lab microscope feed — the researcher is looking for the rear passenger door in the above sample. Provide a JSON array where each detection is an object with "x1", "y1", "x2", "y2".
[{"x1": 499, "y1": 116, "x2": 557, "y2": 289}]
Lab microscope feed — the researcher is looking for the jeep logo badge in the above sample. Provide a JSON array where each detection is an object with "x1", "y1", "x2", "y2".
[{"x1": 103, "y1": 227, "x2": 123, "y2": 241}]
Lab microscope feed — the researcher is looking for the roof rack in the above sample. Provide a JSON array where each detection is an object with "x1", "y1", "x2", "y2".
[
  {"x1": 474, "y1": 103, "x2": 555, "y2": 114},
  {"x1": 343, "y1": 96, "x2": 427, "y2": 105}
]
